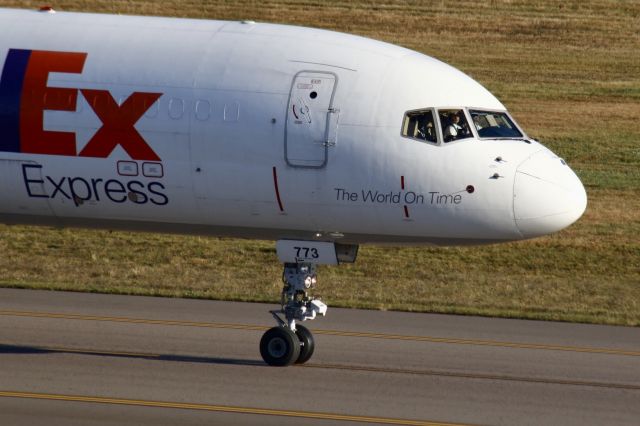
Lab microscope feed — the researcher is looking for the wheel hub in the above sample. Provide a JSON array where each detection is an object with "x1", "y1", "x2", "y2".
[{"x1": 267, "y1": 337, "x2": 287, "y2": 358}]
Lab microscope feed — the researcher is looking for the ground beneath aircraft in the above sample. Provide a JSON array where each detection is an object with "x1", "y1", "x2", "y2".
[{"x1": 0, "y1": 288, "x2": 638, "y2": 426}]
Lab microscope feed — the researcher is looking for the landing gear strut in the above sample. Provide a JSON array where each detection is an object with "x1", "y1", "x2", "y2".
[{"x1": 260, "y1": 263, "x2": 325, "y2": 366}]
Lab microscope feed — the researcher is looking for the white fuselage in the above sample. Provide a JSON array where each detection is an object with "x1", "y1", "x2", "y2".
[{"x1": 0, "y1": 8, "x2": 587, "y2": 245}]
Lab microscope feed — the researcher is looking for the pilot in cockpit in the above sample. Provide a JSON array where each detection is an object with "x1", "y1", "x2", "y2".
[
  {"x1": 443, "y1": 113, "x2": 464, "y2": 142},
  {"x1": 411, "y1": 112, "x2": 436, "y2": 143},
  {"x1": 473, "y1": 115, "x2": 483, "y2": 131},
  {"x1": 417, "y1": 118, "x2": 436, "y2": 142}
]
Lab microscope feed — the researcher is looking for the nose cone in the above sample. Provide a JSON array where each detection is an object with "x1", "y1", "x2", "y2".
[{"x1": 514, "y1": 151, "x2": 587, "y2": 238}]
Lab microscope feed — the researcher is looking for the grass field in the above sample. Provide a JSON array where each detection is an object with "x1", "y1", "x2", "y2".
[{"x1": 0, "y1": 1, "x2": 638, "y2": 325}]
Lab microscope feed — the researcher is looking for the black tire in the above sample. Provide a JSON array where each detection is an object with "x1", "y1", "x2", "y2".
[
  {"x1": 260, "y1": 326, "x2": 300, "y2": 366},
  {"x1": 294, "y1": 325, "x2": 315, "y2": 364}
]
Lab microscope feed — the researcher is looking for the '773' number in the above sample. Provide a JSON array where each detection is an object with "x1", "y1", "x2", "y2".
[{"x1": 294, "y1": 246, "x2": 319, "y2": 259}]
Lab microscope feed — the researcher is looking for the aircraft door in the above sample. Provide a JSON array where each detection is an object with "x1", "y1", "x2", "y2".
[{"x1": 285, "y1": 72, "x2": 338, "y2": 168}]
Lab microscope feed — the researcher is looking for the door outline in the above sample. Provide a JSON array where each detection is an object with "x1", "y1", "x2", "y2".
[{"x1": 284, "y1": 70, "x2": 339, "y2": 169}]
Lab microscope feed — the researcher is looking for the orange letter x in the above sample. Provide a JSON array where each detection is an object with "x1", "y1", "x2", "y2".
[{"x1": 79, "y1": 90, "x2": 162, "y2": 161}]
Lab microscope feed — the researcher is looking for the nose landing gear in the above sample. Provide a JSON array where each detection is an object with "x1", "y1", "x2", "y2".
[
  {"x1": 259, "y1": 240, "x2": 358, "y2": 366},
  {"x1": 260, "y1": 262, "x2": 325, "y2": 366}
]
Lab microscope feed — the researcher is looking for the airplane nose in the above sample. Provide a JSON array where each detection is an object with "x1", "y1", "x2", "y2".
[{"x1": 514, "y1": 150, "x2": 587, "y2": 238}]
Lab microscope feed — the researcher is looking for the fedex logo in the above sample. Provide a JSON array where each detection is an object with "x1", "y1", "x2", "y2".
[{"x1": 0, "y1": 49, "x2": 162, "y2": 161}]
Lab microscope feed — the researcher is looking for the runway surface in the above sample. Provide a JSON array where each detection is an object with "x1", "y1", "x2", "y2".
[{"x1": 0, "y1": 288, "x2": 638, "y2": 425}]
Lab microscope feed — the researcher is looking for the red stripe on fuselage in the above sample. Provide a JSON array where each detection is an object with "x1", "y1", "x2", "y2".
[
  {"x1": 401, "y1": 176, "x2": 410, "y2": 218},
  {"x1": 272, "y1": 166, "x2": 284, "y2": 212}
]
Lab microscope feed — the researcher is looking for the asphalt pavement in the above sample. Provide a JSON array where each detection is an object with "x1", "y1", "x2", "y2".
[{"x1": 0, "y1": 288, "x2": 638, "y2": 425}]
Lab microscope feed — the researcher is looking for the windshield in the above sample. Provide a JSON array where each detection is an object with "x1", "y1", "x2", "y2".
[{"x1": 469, "y1": 110, "x2": 523, "y2": 138}]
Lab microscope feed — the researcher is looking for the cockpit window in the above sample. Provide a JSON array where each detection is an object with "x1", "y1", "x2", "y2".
[
  {"x1": 401, "y1": 109, "x2": 437, "y2": 144},
  {"x1": 469, "y1": 110, "x2": 523, "y2": 138},
  {"x1": 438, "y1": 109, "x2": 472, "y2": 143}
]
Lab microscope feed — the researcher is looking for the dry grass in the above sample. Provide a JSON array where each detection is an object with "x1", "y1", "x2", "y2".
[{"x1": 0, "y1": 0, "x2": 638, "y2": 325}]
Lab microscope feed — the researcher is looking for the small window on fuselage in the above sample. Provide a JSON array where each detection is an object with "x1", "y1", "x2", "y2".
[
  {"x1": 401, "y1": 109, "x2": 437, "y2": 144},
  {"x1": 439, "y1": 109, "x2": 472, "y2": 143}
]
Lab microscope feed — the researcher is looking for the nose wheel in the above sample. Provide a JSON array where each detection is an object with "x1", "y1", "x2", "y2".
[
  {"x1": 259, "y1": 324, "x2": 315, "y2": 366},
  {"x1": 294, "y1": 325, "x2": 315, "y2": 364},
  {"x1": 259, "y1": 327, "x2": 300, "y2": 366}
]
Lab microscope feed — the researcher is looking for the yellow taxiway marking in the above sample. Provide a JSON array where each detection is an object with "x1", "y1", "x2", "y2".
[
  {"x1": 1, "y1": 309, "x2": 639, "y2": 357},
  {"x1": 0, "y1": 391, "x2": 467, "y2": 426}
]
